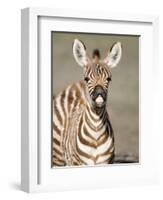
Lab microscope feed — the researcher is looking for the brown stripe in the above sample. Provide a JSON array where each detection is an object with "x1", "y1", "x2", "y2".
[
  {"x1": 83, "y1": 124, "x2": 96, "y2": 141},
  {"x1": 71, "y1": 85, "x2": 81, "y2": 112},
  {"x1": 60, "y1": 90, "x2": 66, "y2": 117},
  {"x1": 53, "y1": 99, "x2": 63, "y2": 125},
  {"x1": 96, "y1": 154, "x2": 114, "y2": 164},
  {"x1": 53, "y1": 159, "x2": 65, "y2": 166},
  {"x1": 72, "y1": 161, "x2": 80, "y2": 165},
  {"x1": 53, "y1": 147, "x2": 63, "y2": 157},
  {"x1": 53, "y1": 123, "x2": 61, "y2": 135},
  {"x1": 52, "y1": 150, "x2": 63, "y2": 159},
  {"x1": 73, "y1": 151, "x2": 88, "y2": 165},
  {"x1": 87, "y1": 104, "x2": 105, "y2": 120},
  {"x1": 76, "y1": 141, "x2": 95, "y2": 160},
  {"x1": 53, "y1": 154, "x2": 64, "y2": 161},
  {"x1": 86, "y1": 105, "x2": 99, "y2": 122},
  {"x1": 85, "y1": 112, "x2": 106, "y2": 132},
  {"x1": 75, "y1": 85, "x2": 81, "y2": 99},
  {"x1": 72, "y1": 150, "x2": 86, "y2": 165},
  {"x1": 53, "y1": 138, "x2": 60, "y2": 146},
  {"x1": 78, "y1": 126, "x2": 97, "y2": 148},
  {"x1": 67, "y1": 89, "x2": 73, "y2": 113},
  {"x1": 85, "y1": 117, "x2": 96, "y2": 131},
  {"x1": 97, "y1": 132, "x2": 109, "y2": 146},
  {"x1": 85, "y1": 113, "x2": 100, "y2": 132},
  {"x1": 85, "y1": 67, "x2": 91, "y2": 76},
  {"x1": 72, "y1": 156, "x2": 86, "y2": 165},
  {"x1": 96, "y1": 141, "x2": 114, "y2": 159},
  {"x1": 96, "y1": 124, "x2": 109, "y2": 141},
  {"x1": 53, "y1": 155, "x2": 64, "y2": 163},
  {"x1": 78, "y1": 117, "x2": 96, "y2": 148}
]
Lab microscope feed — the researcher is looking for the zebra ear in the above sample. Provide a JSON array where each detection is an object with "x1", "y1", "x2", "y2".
[
  {"x1": 73, "y1": 39, "x2": 88, "y2": 67},
  {"x1": 104, "y1": 42, "x2": 122, "y2": 68}
]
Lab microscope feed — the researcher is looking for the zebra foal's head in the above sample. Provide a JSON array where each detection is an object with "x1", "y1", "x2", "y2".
[{"x1": 73, "y1": 39, "x2": 122, "y2": 109}]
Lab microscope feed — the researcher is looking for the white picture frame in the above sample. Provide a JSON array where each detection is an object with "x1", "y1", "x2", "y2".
[{"x1": 21, "y1": 7, "x2": 159, "y2": 193}]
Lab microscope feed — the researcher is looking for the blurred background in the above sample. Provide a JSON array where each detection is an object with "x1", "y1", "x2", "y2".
[{"x1": 52, "y1": 32, "x2": 139, "y2": 161}]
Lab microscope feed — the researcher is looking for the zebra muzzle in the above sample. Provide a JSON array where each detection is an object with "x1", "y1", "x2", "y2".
[
  {"x1": 92, "y1": 85, "x2": 106, "y2": 106},
  {"x1": 95, "y1": 95, "x2": 104, "y2": 104}
]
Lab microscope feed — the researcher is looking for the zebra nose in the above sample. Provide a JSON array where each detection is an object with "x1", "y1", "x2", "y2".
[{"x1": 92, "y1": 85, "x2": 106, "y2": 100}]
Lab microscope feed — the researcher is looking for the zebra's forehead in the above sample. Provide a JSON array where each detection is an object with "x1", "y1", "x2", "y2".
[{"x1": 85, "y1": 62, "x2": 112, "y2": 77}]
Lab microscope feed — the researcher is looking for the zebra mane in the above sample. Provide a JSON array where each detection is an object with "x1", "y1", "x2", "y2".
[{"x1": 92, "y1": 49, "x2": 101, "y2": 59}]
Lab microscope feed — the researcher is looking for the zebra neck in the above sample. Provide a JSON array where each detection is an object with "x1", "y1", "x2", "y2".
[
  {"x1": 84, "y1": 104, "x2": 107, "y2": 131},
  {"x1": 87, "y1": 103, "x2": 106, "y2": 118}
]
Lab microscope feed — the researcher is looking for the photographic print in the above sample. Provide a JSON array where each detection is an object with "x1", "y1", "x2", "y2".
[
  {"x1": 52, "y1": 32, "x2": 139, "y2": 167},
  {"x1": 21, "y1": 9, "x2": 158, "y2": 192}
]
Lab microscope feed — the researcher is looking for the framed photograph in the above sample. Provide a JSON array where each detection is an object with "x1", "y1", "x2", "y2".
[{"x1": 21, "y1": 8, "x2": 159, "y2": 192}]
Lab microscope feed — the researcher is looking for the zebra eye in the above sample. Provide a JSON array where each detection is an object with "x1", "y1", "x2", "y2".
[
  {"x1": 84, "y1": 77, "x2": 90, "y2": 82},
  {"x1": 107, "y1": 77, "x2": 112, "y2": 82}
]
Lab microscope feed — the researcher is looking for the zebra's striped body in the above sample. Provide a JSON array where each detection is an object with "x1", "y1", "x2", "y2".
[
  {"x1": 53, "y1": 81, "x2": 114, "y2": 166},
  {"x1": 52, "y1": 39, "x2": 122, "y2": 167}
]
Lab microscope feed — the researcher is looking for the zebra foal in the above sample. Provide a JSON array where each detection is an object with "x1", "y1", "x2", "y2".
[{"x1": 53, "y1": 39, "x2": 122, "y2": 167}]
